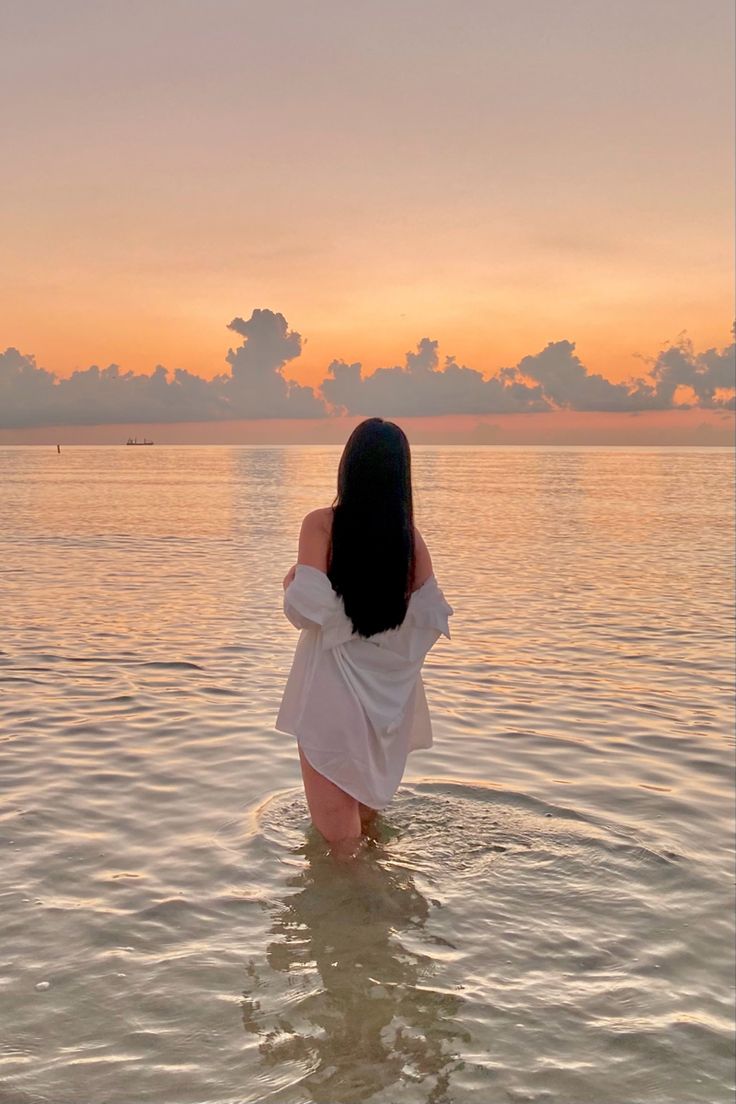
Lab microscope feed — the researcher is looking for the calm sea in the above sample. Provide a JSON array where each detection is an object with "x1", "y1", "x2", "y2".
[{"x1": 0, "y1": 445, "x2": 734, "y2": 1104}]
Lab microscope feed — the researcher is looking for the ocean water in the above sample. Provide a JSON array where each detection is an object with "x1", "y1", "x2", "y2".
[{"x1": 0, "y1": 444, "x2": 733, "y2": 1104}]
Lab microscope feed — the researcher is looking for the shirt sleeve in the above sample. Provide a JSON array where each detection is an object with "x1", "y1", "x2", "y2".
[
  {"x1": 283, "y1": 598, "x2": 320, "y2": 630},
  {"x1": 409, "y1": 576, "x2": 454, "y2": 639},
  {"x1": 283, "y1": 564, "x2": 341, "y2": 630}
]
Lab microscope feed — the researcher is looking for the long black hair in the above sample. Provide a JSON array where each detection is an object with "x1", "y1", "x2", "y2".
[{"x1": 327, "y1": 417, "x2": 415, "y2": 638}]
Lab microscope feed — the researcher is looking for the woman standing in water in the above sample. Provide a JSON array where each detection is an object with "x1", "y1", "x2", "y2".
[{"x1": 276, "y1": 418, "x2": 453, "y2": 861}]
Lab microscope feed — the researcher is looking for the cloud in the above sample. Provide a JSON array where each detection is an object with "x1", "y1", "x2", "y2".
[
  {"x1": 508, "y1": 340, "x2": 662, "y2": 412},
  {"x1": 225, "y1": 309, "x2": 325, "y2": 418},
  {"x1": 636, "y1": 328, "x2": 736, "y2": 410},
  {"x1": 484, "y1": 334, "x2": 736, "y2": 413},
  {"x1": 321, "y1": 338, "x2": 551, "y2": 416},
  {"x1": 0, "y1": 310, "x2": 733, "y2": 428},
  {"x1": 0, "y1": 309, "x2": 327, "y2": 428},
  {"x1": 0, "y1": 350, "x2": 233, "y2": 427},
  {"x1": 321, "y1": 331, "x2": 735, "y2": 416}
]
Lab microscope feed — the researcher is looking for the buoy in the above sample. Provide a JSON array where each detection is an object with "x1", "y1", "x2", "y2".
[{"x1": 56, "y1": 444, "x2": 61, "y2": 454}]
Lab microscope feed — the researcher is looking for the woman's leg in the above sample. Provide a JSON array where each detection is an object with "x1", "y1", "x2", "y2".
[
  {"x1": 298, "y1": 745, "x2": 364, "y2": 859},
  {"x1": 358, "y1": 801, "x2": 379, "y2": 832}
]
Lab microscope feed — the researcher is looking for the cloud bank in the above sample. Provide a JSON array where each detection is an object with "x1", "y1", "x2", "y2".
[{"x1": 1, "y1": 310, "x2": 734, "y2": 428}]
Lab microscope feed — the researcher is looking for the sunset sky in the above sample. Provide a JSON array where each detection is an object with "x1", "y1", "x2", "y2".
[{"x1": 1, "y1": 0, "x2": 734, "y2": 444}]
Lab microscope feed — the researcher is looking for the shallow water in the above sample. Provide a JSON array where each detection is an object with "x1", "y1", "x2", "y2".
[{"x1": 0, "y1": 444, "x2": 734, "y2": 1104}]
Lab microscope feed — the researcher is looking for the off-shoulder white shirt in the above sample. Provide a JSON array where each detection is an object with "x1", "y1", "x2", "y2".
[{"x1": 275, "y1": 564, "x2": 453, "y2": 809}]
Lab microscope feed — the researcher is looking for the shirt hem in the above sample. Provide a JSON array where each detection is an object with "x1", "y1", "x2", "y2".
[{"x1": 295, "y1": 738, "x2": 394, "y2": 811}]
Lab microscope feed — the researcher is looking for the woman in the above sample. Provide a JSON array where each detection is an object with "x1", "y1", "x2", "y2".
[{"x1": 275, "y1": 418, "x2": 453, "y2": 860}]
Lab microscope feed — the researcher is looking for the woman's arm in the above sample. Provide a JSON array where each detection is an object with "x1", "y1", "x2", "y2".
[
  {"x1": 297, "y1": 508, "x2": 331, "y2": 572},
  {"x1": 282, "y1": 510, "x2": 334, "y2": 631},
  {"x1": 282, "y1": 508, "x2": 331, "y2": 590},
  {"x1": 412, "y1": 527, "x2": 433, "y2": 591}
]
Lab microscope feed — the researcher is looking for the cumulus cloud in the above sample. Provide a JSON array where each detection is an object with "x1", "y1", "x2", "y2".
[
  {"x1": 0, "y1": 309, "x2": 326, "y2": 428},
  {"x1": 225, "y1": 309, "x2": 325, "y2": 418},
  {"x1": 634, "y1": 328, "x2": 736, "y2": 410},
  {"x1": 507, "y1": 340, "x2": 660, "y2": 412},
  {"x1": 321, "y1": 338, "x2": 551, "y2": 415},
  {"x1": 0, "y1": 310, "x2": 733, "y2": 428},
  {"x1": 321, "y1": 331, "x2": 735, "y2": 417}
]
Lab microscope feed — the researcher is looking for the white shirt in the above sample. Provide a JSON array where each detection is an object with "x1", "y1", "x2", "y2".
[{"x1": 275, "y1": 564, "x2": 453, "y2": 809}]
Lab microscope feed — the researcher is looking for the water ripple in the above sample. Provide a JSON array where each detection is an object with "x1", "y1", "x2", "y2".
[{"x1": 0, "y1": 445, "x2": 733, "y2": 1104}]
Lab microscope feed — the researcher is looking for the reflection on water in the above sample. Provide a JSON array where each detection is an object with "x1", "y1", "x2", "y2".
[
  {"x1": 0, "y1": 445, "x2": 733, "y2": 1104},
  {"x1": 223, "y1": 775, "x2": 734, "y2": 1104},
  {"x1": 242, "y1": 825, "x2": 466, "y2": 1103}
]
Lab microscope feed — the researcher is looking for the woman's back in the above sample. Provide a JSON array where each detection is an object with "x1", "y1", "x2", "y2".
[{"x1": 296, "y1": 506, "x2": 434, "y2": 597}]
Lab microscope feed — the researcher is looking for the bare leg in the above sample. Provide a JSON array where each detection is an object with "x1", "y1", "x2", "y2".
[
  {"x1": 298, "y1": 745, "x2": 365, "y2": 861},
  {"x1": 358, "y1": 801, "x2": 379, "y2": 836}
]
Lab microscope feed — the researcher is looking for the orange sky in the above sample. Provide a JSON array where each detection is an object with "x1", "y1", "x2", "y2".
[{"x1": 0, "y1": 1, "x2": 733, "y2": 440}]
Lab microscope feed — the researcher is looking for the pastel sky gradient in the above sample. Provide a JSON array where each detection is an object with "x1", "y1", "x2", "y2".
[{"x1": 1, "y1": 0, "x2": 734, "y2": 443}]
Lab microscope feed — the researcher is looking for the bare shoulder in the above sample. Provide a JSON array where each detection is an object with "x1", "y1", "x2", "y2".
[
  {"x1": 303, "y1": 506, "x2": 333, "y2": 530},
  {"x1": 297, "y1": 507, "x2": 333, "y2": 571},
  {"x1": 412, "y1": 526, "x2": 433, "y2": 590}
]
